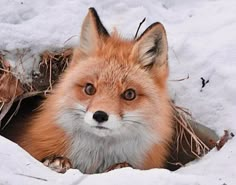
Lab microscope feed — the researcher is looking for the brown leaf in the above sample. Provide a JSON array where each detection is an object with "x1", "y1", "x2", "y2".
[{"x1": 216, "y1": 130, "x2": 234, "y2": 150}]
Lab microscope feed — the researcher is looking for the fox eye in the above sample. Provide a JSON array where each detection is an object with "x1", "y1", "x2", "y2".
[
  {"x1": 84, "y1": 83, "x2": 96, "y2": 95},
  {"x1": 122, "y1": 89, "x2": 136, "y2": 101}
]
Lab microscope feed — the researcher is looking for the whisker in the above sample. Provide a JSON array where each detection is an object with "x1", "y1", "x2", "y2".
[
  {"x1": 123, "y1": 119, "x2": 141, "y2": 125},
  {"x1": 123, "y1": 119, "x2": 142, "y2": 125},
  {"x1": 72, "y1": 112, "x2": 84, "y2": 117},
  {"x1": 122, "y1": 117, "x2": 150, "y2": 129},
  {"x1": 122, "y1": 114, "x2": 143, "y2": 119},
  {"x1": 63, "y1": 95, "x2": 86, "y2": 112},
  {"x1": 68, "y1": 107, "x2": 86, "y2": 113}
]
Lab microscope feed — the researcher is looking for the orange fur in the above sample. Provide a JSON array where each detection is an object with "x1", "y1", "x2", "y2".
[{"x1": 4, "y1": 8, "x2": 174, "y2": 172}]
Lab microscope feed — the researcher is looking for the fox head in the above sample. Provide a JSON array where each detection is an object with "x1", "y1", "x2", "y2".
[{"x1": 53, "y1": 8, "x2": 172, "y2": 142}]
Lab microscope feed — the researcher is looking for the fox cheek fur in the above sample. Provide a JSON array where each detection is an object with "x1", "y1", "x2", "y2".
[{"x1": 6, "y1": 7, "x2": 173, "y2": 174}]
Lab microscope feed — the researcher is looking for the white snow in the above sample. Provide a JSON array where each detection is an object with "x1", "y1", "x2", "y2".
[{"x1": 0, "y1": 0, "x2": 236, "y2": 184}]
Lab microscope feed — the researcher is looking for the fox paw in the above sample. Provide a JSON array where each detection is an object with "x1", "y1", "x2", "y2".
[
  {"x1": 105, "y1": 162, "x2": 132, "y2": 172},
  {"x1": 42, "y1": 155, "x2": 72, "y2": 173}
]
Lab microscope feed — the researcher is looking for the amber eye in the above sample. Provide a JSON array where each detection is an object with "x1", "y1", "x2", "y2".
[
  {"x1": 122, "y1": 89, "x2": 136, "y2": 101},
  {"x1": 84, "y1": 83, "x2": 96, "y2": 95}
]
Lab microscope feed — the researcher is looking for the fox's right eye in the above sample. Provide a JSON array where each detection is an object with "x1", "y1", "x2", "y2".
[
  {"x1": 122, "y1": 89, "x2": 136, "y2": 101},
  {"x1": 84, "y1": 83, "x2": 96, "y2": 95}
]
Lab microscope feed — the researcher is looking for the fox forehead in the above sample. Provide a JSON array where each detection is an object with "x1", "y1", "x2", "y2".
[
  {"x1": 96, "y1": 34, "x2": 135, "y2": 62},
  {"x1": 76, "y1": 58, "x2": 152, "y2": 91},
  {"x1": 74, "y1": 35, "x2": 151, "y2": 85}
]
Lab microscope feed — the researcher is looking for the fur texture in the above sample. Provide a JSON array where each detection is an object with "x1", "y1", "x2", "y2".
[{"x1": 5, "y1": 8, "x2": 173, "y2": 174}]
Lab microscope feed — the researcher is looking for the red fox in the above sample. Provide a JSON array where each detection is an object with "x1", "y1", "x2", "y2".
[{"x1": 4, "y1": 8, "x2": 173, "y2": 174}]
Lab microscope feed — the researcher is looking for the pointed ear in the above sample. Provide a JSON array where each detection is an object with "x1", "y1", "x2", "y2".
[
  {"x1": 132, "y1": 23, "x2": 168, "y2": 70},
  {"x1": 79, "y1": 7, "x2": 109, "y2": 55}
]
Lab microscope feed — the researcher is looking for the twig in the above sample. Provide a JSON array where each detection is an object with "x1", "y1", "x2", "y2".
[
  {"x1": 216, "y1": 130, "x2": 234, "y2": 150},
  {"x1": 0, "y1": 91, "x2": 43, "y2": 130},
  {"x1": 49, "y1": 57, "x2": 53, "y2": 90},
  {"x1": 170, "y1": 74, "x2": 189, "y2": 82},
  {"x1": 134, "y1": 18, "x2": 146, "y2": 39},
  {"x1": 170, "y1": 47, "x2": 181, "y2": 64},
  {"x1": 0, "y1": 78, "x2": 19, "y2": 124},
  {"x1": 70, "y1": 175, "x2": 88, "y2": 185},
  {"x1": 0, "y1": 68, "x2": 11, "y2": 73},
  {"x1": 175, "y1": 106, "x2": 192, "y2": 117},
  {"x1": 0, "y1": 79, "x2": 19, "y2": 128},
  {"x1": 200, "y1": 77, "x2": 209, "y2": 92},
  {"x1": 1, "y1": 100, "x2": 22, "y2": 130},
  {"x1": 15, "y1": 173, "x2": 48, "y2": 181},
  {"x1": 0, "y1": 102, "x2": 4, "y2": 111},
  {"x1": 64, "y1": 35, "x2": 79, "y2": 45},
  {"x1": 0, "y1": 100, "x2": 14, "y2": 128},
  {"x1": 14, "y1": 91, "x2": 44, "y2": 102},
  {"x1": 166, "y1": 161, "x2": 184, "y2": 167}
]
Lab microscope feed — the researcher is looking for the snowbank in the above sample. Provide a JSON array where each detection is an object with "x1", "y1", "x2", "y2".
[
  {"x1": 0, "y1": 0, "x2": 235, "y2": 184},
  {"x1": 1, "y1": 137, "x2": 232, "y2": 185}
]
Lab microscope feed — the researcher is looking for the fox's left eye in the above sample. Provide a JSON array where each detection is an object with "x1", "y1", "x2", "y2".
[
  {"x1": 122, "y1": 89, "x2": 136, "y2": 101},
  {"x1": 84, "y1": 83, "x2": 96, "y2": 95}
]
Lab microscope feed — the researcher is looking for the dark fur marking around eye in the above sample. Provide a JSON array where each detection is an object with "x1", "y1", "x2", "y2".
[{"x1": 89, "y1": 7, "x2": 110, "y2": 37}]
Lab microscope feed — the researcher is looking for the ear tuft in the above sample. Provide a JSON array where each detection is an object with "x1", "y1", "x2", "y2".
[
  {"x1": 133, "y1": 22, "x2": 168, "y2": 69},
  {"x1": 79, "y1": 8, "x2": 109, "y2": 55}
]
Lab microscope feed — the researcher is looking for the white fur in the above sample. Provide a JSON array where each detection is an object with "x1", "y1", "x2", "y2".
[
  {"x1": 56, "y1": 103, "x2": 158, "y2": 174},
  {"x1": 139, "y1": 41, "x2": 157, "y2": 66},
  {"x1": 79, "y1": 20, "x2": 94, "y2": 53}
]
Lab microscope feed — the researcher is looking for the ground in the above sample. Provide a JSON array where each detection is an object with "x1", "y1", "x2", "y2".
[{"x1": 0, "y1": 0, "x2": 236, "y2": 184}]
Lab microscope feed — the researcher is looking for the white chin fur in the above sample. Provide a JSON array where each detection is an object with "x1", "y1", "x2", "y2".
[{"x1": 57, "y1": 103, "x2": 157, "y2": 173}]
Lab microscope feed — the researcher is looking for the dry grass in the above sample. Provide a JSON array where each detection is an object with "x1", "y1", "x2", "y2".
[
  {"x1": 0, "y1": 53, "x2": 24, "y2": 128},
  {"x1": 171, "y1": 101, "x2": 210, "y2": 158},
  {"x1": 32, "y1": 48, "x2": 72, "y2": 92},
  {"x1": 0, "y1": 48, "x2": 72, "y2": 128}
]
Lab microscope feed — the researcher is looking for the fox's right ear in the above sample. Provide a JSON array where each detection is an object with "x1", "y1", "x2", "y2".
[
  {"x1": 78, "y1": 8, "x2": 109, "y2": 56},
  {"x1": 131, "y1": 22, "x2": 169, "y2": 85},
  {"x1": 132, "y1": 22, "x2": 168, "y2": 70}
]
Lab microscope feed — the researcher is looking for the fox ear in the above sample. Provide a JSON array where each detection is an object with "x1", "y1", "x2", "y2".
[
  {"x1": 79, "y1": 7, "x2": 109, "y2": 55},
  {"x1": 132, "y1": 23, "x2": 168, "y2": 71}
]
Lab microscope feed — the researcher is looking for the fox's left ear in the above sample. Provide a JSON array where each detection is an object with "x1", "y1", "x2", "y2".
[
  {"x1": 74, "y1": 8, "x2": 109, "y2": 59},
  {"x1": 132, "y1": 23, "x2": 168, "y2": 79}
]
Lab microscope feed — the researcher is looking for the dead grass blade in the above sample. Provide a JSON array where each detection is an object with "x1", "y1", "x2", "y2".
[
  {"x1": 0, "y1": 48, "x2": 72, "y2": 129},
  {"x1": 171, "y1": 101, "x2": 210, "y2": 159}
]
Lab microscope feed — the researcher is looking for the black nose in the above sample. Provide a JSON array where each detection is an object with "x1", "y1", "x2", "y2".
[{"x1": 93, "y1": 111, "x2": 109, "y2": 123}]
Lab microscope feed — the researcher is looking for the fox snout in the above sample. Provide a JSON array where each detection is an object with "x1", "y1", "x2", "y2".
[
  {"x1": 84, "y1": 109, "x2": 122, "y2": 133},
  {"x1": 93, "y1": 110, "x2": 109, "y2": 123}
]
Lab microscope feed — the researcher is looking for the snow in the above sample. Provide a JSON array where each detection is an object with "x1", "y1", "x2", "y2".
[{"x1": 0, "y1": 0, "x2": 236, "y2": 184}]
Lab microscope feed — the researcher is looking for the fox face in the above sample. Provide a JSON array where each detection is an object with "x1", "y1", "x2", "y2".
[
  {"x1": 60, "y1": 57, "x2": 165, "y2": 137},
  {"x1": 48, "y1": 8, "x2": 173, "y2": 173}
]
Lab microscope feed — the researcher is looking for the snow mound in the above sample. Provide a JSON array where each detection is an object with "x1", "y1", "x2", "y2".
[{"x1": 0, "y1": 0, "x2": 236, "y2": 184}]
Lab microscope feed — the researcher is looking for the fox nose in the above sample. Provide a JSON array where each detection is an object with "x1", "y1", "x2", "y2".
[{"x1": 93, "y1": 111, "x2": 109, "y2": 123}]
